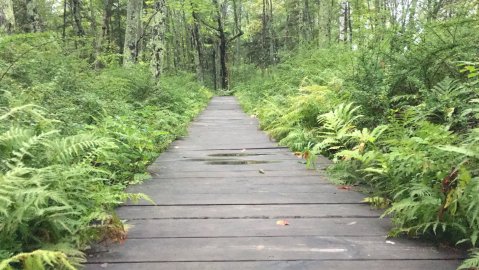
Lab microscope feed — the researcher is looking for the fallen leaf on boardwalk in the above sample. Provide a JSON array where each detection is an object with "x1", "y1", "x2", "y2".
[
  {"x1": 259, "y1": 169, "x2": 265, "y2": 174},
  {"x1": 385, "y1": 240, "x2": 396, "y2": 245},
  {"x1": 294, "y1": 152, "x2": 302, "y2": 158},
  {"x1": 337, "y1": 185, "x2": 352, "y2": 190},
  {"x1": 241, "y1": 148, "x2": 246, "y2": 152},
  {"x1": 276, "y1": 220, "x2": 289, "y2": 226}
]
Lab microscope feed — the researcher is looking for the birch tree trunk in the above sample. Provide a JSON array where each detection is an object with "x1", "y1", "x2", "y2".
[
  {"x1": 339, "y1": 1, "x2": 347, "y2": 42},
  {"x1": 0, "y1": 0, "x2": 15, "y2": 34},
  {"x1": 123, "y1": 0, "x2": 143, "y2": 66},
  {"x1": 149, "y1": 0, "x2": 167, "y2": 79}
]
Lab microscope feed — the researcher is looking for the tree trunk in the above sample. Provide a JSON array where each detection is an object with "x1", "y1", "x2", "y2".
[
  {"x1": 347, "y1": 1, "x2": 352, "y2": 44},
  {"x1": 149, "y1": 0, "x2": 167, "y2": 79},
  {"x1": 339, "y1": 1, "x2": 347, "y2": 42},
  {"x1": 261, "y1": 0, "x2": 274, "y2": 66},
  {"x1": 90, "y1": 0, "x2": 101, "y2": 68},
  {"x1": 0, "y1": 0, "x2": 15, "y2": 34},
  {"x1": 72, "y1": 0, "x2": 85, "y2": 36},
  {"x1": 123, "y1": 0, "x2": 143, "y2": 66},
  {"x1": 102, "y1": 0, "x2": 113, "y2": 45},
  {"x1": 62, "y1": 0, "x2": 67, "y2": 39},
  {"x1": 213, "y1": 0, "x2": 228, "y2": 89},
  {"x1": 25, "y1": 0, "x2": 41, "y2": 32},
  {"x1": 191, "y1": 9, "x2": 204, "y2": 83}
]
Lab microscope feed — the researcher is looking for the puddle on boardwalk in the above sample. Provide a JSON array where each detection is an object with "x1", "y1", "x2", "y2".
[
  {"x1": 185, "y1": 157, "x2": 279, "y2": 165},
  {"x1": 206, "y1": 160, "x2": 279, "y2": 165},
  {"x1": 208, "y1": 153, "x2": 271, "y2": 157}
]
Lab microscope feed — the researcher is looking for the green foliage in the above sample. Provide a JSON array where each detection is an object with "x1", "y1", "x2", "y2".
[
  {"x1": 0, "y1": 249, "x2": 77, "y2": 270},
  {"x1": 459, "y1": 250, "x2": 479, "y2": 270},
  {"x1": 234, "y1": 28, "x2": 479, "y2": 268},
  {"x1": 0, "y1": 34, "x2": 211, "y2": 269}
]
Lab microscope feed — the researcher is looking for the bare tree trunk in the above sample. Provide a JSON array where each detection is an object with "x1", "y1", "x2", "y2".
[
  {"x1": 72, "y1": 0, "x2": 85, "y2": 36},
  {"x1": 62, "y1": 0, "x2": 67, "y2": 39},
  {"x1": 149, "y1": 0, "x2": 167, "y2": 79},
  {"x1": 347, "y1": 1, "x2": 352, "y2": 44},
  {"x1": 339, "y1": 1, "x2": 346, "y2": 42},
  {"x1": 213, "y1": 0, "x2": 228, "y2": 89},
  {"x1": 191, "y1": 8, "x2": 204, "y2": 83},
  {"x1": 261, "y1": 0, "x2": 274, "y2": 66},
  {"x1": 89, "y1": 0, "x2": 102, "y2": 68},
  {"x1": 123, "y1": 0, "x2": 142, "y2": 66},
  {"x1": 26, "y1": 0, "x2": 41, "y2": 32},
  {"x1": 116, "y1": 0, "x2": 122, "y2": 48},
  {"x1": 102, "y1": 0, "x2": 113, "y2": 45},
  {"x1": 0, "y1": 0, "x2": 15, "y2": 34}
]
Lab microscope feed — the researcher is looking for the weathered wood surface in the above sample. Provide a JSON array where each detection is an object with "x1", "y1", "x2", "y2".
[{"x1": 85, "y1": 97, "x2": 463, "y2": 270}]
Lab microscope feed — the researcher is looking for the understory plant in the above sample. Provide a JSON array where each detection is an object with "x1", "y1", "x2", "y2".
[
  {"x1": 0, "y1": 35, "x2": 212, "y2": 269},
  {"x1": 234, "y1": 44, "x2": 479, "y2": 268}
]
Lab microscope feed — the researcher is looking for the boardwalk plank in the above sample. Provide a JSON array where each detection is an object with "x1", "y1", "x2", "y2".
[
  {"x1": 88, "y1": 236, "x2": 463, "y2": 263},
  {"x1": 86, "y1": 260, "x2": 461, "y2": 270},
  {"x1": 116, "y1": 204, "x2": 382, "y2": 219},
  {"x1": 124, "y1": 218, "x2": 392, "y2": 238}
]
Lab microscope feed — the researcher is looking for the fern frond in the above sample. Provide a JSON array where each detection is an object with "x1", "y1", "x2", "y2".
[
  {"x1": 0, "y1": 250, "x2": 76, "y2": 270},
  {"x1": 45, "y1": 134, "x2": 116, "y2": 164},
  {"x1": 458, "y1": 249, "x2": 479, "y2": 270}
]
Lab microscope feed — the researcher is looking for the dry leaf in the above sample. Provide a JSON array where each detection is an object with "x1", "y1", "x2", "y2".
[
  {"x1": 337, "y1": 185, "x2": 352, "y2": 191},
  {"x1": 259, "y1": 169, "x2": 265, "y2": 174},
  {"x1": 276, "y1": 220, "x2": 289, "y2": 226}
]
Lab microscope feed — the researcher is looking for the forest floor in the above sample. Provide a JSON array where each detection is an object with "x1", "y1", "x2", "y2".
[{"x1": 84, "y1": 96, "x2": 464, "y2": 270}]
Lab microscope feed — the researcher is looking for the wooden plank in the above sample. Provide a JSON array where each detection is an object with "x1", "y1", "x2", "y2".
[
  {"x1": 116, "y1": 204, "x2": 382, "y2": 219},
  {"x1": 127, "y1": 180, "x2": 343, "y2": 192},
  {"x1": 147, "y1": 170, "x2": 324, "y2": 178},
  {"x1": 147, "y1": 160, "x2": 309, "y2": 172},
  {"x1": 124, "y1": 191, "x2": 366, "y2": 205},
  {"x1": 87, "y1": 236, "x2": 465, "y2": 263},
  {"x1": 85, "y1": 260, "x2": 461, "y2": 270},
  {"x1": 136, "y1": 176, "x2": 333, "y2": 186},
  {"x1": 128, "y1": 177, "x2": 354, "y2": 193},
  {"x1": 124, "y1": 218, "x2": 392, "y2": 238}
]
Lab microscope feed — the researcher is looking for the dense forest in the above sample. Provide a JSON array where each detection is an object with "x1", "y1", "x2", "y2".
[{"x1": 0, "y1": 0, "x2": 479, "y2": 269}]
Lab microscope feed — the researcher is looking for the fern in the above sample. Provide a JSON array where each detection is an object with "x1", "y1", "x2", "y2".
[
  {"x1": 458, "y1": 250, "x2": 479, "y2": 270},
  {"x1": 45, "y1": 134, "x2": 117, "y2": 164},
  {"x1": 315, "y1": 103, "x2": 362, "y2": 153},
  {"x1": 0, "y1": 250, "x2": 76, "y2": 270}
]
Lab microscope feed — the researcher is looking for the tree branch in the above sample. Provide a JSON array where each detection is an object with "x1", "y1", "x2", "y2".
[{"x1": 228, "y1": 29, "x2": 243, "y2": 43}]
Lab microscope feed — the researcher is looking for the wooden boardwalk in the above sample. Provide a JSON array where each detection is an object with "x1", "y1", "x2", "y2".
[{"x1": 86, "y1": 97, "x2": 463, "y2": 270}]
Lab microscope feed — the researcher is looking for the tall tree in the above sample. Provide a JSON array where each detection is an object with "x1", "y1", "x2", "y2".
[
  {"x1": 25, "y1": 0, "x2": 42, "y2": 32},
  {"x1": 72, "y1": 0, "x2": 85, "y2": 36},
  {"x1": 0, "y1": 0, "x2": 15, "y2": 34},
  {"x1": 191, "y1": 6, "x2": 204, "y2": 83},
  {"x1": 206, "y1": 0, "x2": 243, "y2": 89},
  {"x1": 123, "y1": 0, "x2": 143, "y2": 66},
  {"x1": 149, "y1": 0, "x2": 167, "y2": 79}
]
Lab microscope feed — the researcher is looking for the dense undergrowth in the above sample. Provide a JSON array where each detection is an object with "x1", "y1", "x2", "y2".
[
  {"x1": 0, "y1": 33, "x2": 211, "y2": 269},
  {"x1": 234, "y1": 20, "x2": 479, "y2": 269}
]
